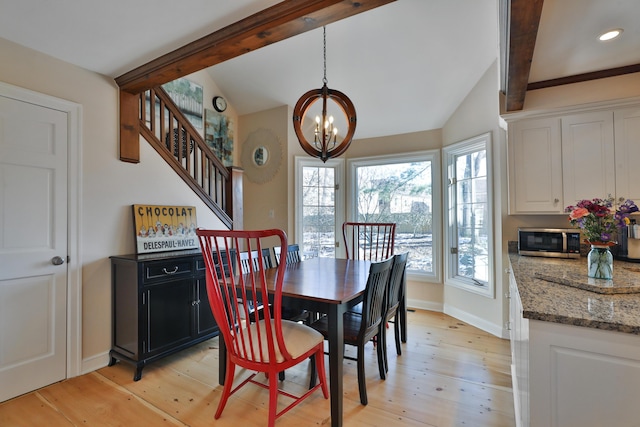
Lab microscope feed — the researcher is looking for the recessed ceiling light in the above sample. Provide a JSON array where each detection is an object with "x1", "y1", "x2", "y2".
[{"x1": 599, "y1": 28, "x2": 623, "y2": 41}]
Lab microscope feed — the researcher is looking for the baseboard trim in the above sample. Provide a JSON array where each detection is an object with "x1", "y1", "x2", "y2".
[
  {"x1": 81, "y1": 351, "x2": 110, "y2": 376},
  {"x1": 406, "y1": 299, "x2": 443, "y2": 313},
  {"x1": 443, "y1": 304, "x2": 507, "y2": 338}
]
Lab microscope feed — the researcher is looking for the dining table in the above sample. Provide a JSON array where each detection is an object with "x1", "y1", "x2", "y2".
[{"x1": 216, "y1": 256, "x2": 373, "y2": 427}]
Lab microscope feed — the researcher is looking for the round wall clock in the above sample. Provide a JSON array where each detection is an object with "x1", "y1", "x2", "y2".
[
  {"x1": 212, "y1": 96, "x2": 227, "y2": 112},
  {"x1": 241, "y1": 128, "x2": 283, "y2": 184}
]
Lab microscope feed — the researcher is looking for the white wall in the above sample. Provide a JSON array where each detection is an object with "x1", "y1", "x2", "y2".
[
  {"x1": 0, "y1": 37, "x2": 231, "y2": 372},
  {"x1": 442, "y1": 60, "x2": 508, "y2": 337}
]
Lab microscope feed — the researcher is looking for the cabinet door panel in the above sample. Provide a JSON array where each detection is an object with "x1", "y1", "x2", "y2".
[
  {"x1": 614, "y1": 107, "x2": 640, "y2": 203},
  {"x1": 509, "y1": 117, "x2": 563, "y2": 213},
  {"x1": 145, "y1": 280, "x2": 192, "y2": 355},
  {"x1": 562, "y1": 111, "x2": 615, "y2": 204},
  {"x1": 195, "y1": 279, "x2": 217, "y2": 336}
]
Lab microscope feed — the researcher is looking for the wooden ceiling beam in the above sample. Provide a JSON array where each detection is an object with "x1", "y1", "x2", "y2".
[
  {"x1": 504, "y1": 0, "x2": 544, "y2": 112},
  {"x1": 527, "y1": 63, "x2": 640, "y2": 91},
  {"x1": 115, "y1": 0, "x2": 396, "y2": 94}
]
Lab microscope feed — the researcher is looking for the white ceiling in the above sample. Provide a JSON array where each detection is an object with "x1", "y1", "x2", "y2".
[
  {"x1": 530, "y1": 0, "x2": 640, "y2": 83},
  {"x1": 0, "y1": 0, "x2": 637, "y2": 139}
]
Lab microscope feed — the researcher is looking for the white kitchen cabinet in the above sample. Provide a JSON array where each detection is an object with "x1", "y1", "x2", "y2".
[
  {"x1": 561, "y1": 110, "x2": 615, "y2": 205},
  {"x1": 508, "y1": 266, "x2": 529, "y2": 427},
  {"x1": 614, "y1": 107, "x2": 640, "y2": 203},
  {"x1": 528, "y1": 320, "x2": 640, "y2": 427},
  {"x1": 508, "y1": 117, "x2": 564, "y2": 214},
  {"x1": 509, "y1": 260, "x2": 640, "y2": 427},
  {"x1": 508, "y1": 104, "x2": 640, "y2": 214}
]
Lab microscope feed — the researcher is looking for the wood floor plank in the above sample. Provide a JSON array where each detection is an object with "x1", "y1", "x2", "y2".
[
  {"x1": 0, "y1": 393, "x2": 74, "y2": 427},
  {"x1": 2, "y1": 310, "x2": 516, "y2": 427},
  {"x1": 37, "y1": 372, "x2": 185, "y2": 426}
]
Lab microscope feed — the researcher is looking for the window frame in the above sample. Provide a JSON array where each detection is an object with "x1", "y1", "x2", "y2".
[
  {"x1": 347, "y1": 150, "x2": 441, "y2": 283},
  {"x1": 294, "y1": 156, "x2": 346, "y2": 258},
  {"x1": 443, "y1": 132, "x2": 494, "y2": 298}
]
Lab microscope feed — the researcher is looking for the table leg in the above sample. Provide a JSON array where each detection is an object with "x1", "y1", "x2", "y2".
[
  {"x1": 399, "y1": 272, "x2": 407, "y2": 343},
  {"x1": 218, "y1": 335, "x2": 226, "y2": 385},
  {"x1": 327, "y1": 303, "x2": 345, "y2": 427}
]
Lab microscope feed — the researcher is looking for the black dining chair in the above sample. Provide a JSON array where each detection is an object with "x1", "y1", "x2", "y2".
[
  {"x1": 273, "y1": 244, "x2": 302, "y2": 265},
  {"x1": 342, "y1": 222, "x2": 396, "y2": 261},
  {"x1": 380, "y1": 252, "x2": 408, "y2": 373},
  {"x1": 272, "y1": 244, "x2": 310, "y2": 324},
  {"x1": 309, "y1": 256, "x2": 394, "y2": 405}
]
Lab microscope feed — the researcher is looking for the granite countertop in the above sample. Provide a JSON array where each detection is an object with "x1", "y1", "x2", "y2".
[{"x1": 509, "y1": 253, "x2": 640, "y2": 335}]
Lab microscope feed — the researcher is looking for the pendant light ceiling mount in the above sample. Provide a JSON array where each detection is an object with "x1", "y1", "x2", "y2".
[{"x1": 293, "y1": 26, "x2": 357, "y2": 163}]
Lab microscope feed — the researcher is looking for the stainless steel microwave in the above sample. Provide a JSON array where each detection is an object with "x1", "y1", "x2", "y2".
[{"x1": 518, "y1": 228, "x2": 581, "y2": 258}]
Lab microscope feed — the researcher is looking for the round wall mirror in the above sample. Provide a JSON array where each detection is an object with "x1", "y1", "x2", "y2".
[
  {"x1": 253, "y1": 146, "x2": 269, "y2": 166},
  {"x1": 241, "y1": 128, "x2": 282, "y2": 184}
]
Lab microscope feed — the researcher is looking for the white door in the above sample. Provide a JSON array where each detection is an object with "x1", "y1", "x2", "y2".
[
  {"x1": 0, "y1": 94, "x2": 68, "y2": 402},
  {"x1": 295, "y1": 157, "x2": 345, "y2": 259}
]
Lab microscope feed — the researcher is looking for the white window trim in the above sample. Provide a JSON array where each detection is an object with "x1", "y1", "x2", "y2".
[
  {"x1": 443, "y1": 132, "x2": 494, "y2": 298},
  {"x1": 294, "y1": 156, "x2": 345, "y2": 257},
  {"x1": 347, "y1": 150, "x2": 441, "y2": 283}
]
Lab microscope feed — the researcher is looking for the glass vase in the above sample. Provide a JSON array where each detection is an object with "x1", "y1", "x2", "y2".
[{"x1": 587, "y1": 244, "x2": 613, "y2": 279}]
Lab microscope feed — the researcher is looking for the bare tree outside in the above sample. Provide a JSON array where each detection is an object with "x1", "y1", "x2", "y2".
[
  {"x1": 355, "y1": 161, "x2": 433, "y2": 273},
  {"x1": 301, "y1": 166, "x2": 336, "y2": 259},
  {"x1": 453, "y1": 148, "x2": 488, "y2": 283}
]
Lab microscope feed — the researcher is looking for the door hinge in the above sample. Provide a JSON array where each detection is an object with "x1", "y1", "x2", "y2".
[
  {"x1": 335, "y1": 241, "x2": 340, "y2": 248},
  {"x1": 450, "y1": 247, "x2": 458, "y2": 254},
  {"x1": 335, "y1": 183, "x2": 339, "y2": 190}
]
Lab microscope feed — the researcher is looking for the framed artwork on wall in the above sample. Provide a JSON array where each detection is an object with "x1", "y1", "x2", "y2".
[
  {"x1": 204, "y1": 108, "x2": 234, "y2": 166},
  {"x1": 132, "y1": 204, "x2": 198, "y2": 254},
  {"x1": 162, "y1": 78, "x2": 203, "y2": 129}
]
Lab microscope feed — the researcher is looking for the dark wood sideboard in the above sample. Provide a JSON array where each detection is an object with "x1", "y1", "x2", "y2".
[{"x1": 109, "y1": 249, "x2": 218, "y2": 380}]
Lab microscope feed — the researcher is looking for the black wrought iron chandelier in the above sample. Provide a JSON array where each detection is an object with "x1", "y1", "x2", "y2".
[{"x1": 292, "y1": 26, "x2": 357, "y2": 163}]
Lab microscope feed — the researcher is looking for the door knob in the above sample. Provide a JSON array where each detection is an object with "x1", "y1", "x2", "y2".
[{"x1": 51, "y1": 256, "x2": 65, "y2": 265}]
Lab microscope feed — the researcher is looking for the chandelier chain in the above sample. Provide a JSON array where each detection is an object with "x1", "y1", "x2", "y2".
[{"x1": 322, "y1": 26, "x2": 327, "y2": 85}]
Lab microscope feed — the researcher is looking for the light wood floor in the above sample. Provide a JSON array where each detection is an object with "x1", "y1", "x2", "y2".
[{"x1": 0, "y1": 310, "x2": 515, "y2": 426}]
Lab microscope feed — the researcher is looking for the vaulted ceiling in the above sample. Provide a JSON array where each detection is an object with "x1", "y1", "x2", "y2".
[
  {"x1": 1, "y1": 0, "x2": 638, "y2": 139},
  {"x1": 503, "y1": 0, "x2": 640, "y2": 112}
]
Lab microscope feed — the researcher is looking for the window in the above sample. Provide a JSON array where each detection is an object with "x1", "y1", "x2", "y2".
[
  {"x1": 295, "y1": 157, "x2": 344, "y2": 259},
  {"x1": 443, "y1": 133, "x2": 493, "y2": 297},
  {"x1": 348, "y1": 151, "x2": 441, "y2": 281}
]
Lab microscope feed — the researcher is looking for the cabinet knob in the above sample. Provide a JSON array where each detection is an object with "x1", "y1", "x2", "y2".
[{"x1": 554, "y1": 198, "x2": 560, "y2": 203}]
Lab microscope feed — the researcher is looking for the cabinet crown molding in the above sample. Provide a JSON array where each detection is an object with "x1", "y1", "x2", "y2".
[{"x1": 501, "y1": 96, "x2": 640, "y2": 123}]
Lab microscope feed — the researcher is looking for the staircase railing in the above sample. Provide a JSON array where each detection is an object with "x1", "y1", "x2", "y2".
[{"x1": 137, "y1": 86, "x2": 232, "y2": 228}]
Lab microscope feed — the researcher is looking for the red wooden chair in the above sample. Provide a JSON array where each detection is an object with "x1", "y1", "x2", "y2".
[
  {"x1": 342, "y1": 222, "x2": 396, "y2": 261},
  {"x1": 196, "y1": 228, "x2": 328, "y2": 427}
]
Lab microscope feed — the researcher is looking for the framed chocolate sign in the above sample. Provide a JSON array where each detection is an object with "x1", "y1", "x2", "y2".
[{"x1": 132, "y1": 204, "x2": 198, "y2": 254}]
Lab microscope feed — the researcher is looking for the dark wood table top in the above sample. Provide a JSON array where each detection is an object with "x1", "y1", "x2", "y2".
[{"x1": 264, "y1": 257, "x2": 372, "y2": 304}]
